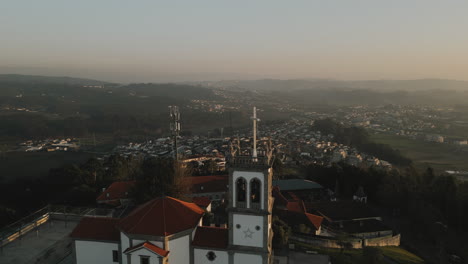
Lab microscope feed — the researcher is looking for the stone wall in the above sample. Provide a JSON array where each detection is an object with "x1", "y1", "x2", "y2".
[
  {"x1": 290, "y1": 233, "x2": 400, "y2": 249},
  {"x1": 364, "y1": 234, "x2": 400, "y2": 247}
]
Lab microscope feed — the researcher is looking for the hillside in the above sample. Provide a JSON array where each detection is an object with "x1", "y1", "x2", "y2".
[
  {"x1": 0, "y1": 74, "x2": 116, "y2": 86},
  {"x1": 208, "y1": 78, "x2": 468, "y2": 92}
]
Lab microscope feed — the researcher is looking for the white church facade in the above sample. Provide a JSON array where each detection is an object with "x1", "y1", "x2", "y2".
[{"x1": 70, "y1": 108, "x2": 274, "y2": 264}]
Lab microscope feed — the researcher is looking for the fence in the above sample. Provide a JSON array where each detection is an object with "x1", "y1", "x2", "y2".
[{"x1": 0, "y1": 205, "x2": 114, "y2": 250}]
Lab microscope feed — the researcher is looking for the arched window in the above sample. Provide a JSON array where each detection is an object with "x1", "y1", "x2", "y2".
[
  {"x1": 250, "y1": 178, "x2": 261, "y2": 204},
  {"x1": 236, "y1": 178, "x2": 247, "y2": 202}
]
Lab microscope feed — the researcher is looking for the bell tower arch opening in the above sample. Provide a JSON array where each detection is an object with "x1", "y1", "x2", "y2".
[
  {"x1": 250, "y1": 178, "x2": 261, "y2": 209},
  {"x1": 235, "y1": 177, "x2": 247, "y2": 208}
]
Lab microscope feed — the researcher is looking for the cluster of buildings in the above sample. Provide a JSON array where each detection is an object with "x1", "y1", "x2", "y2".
[
  {"x1": 109, "y1": 118, "x2": 394, "y2": 172},
  {"x1": 335, "y1": 105, "x2": 468, "y2": 147},
  {"x1": 75, "y1": 151, "x2": 397, "y2": 264},
  {"x1": 18, "y1": 138, "x2": 79, "y2": 152}
]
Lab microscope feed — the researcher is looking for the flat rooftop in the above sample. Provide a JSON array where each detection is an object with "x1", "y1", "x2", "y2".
[{"x1": 0, "y1": 219, "x2": 79, "y2": 264}]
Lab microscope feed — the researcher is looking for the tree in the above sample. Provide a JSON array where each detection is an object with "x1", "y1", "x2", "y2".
[
  {"x1": 170, "y1": 162, "x2": 192, "y2": 201},
  {"x1": 131, "y1": 158, "x2": 192, "y2": 203},
  {"x1": 272, "y1": 216, "x2": 291, "y2": 249},
  {"x1": 201, "y1": 159, "x2": 218, "y2": 175}
]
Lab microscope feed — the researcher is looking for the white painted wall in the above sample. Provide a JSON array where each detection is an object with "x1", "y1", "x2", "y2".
[
  {"x1": 167, "y1": 235, "x2": 190, "y2": 264},
  {"x1": 233, "y1": 214, "x2": 264, "y2": 247},
  {"x1": 75, "y1": 240, "x2": 118, "y2": 264},
  {"x1": 194, "y1": 248, "x2": 228, "y2": 264},
  {"x1": 234, "y1": 253, "x2": 262, "y2": 264},
  {"x1": 120, "y1": 232, "x2": 131, "y2": 264},
  {"x1": 129, "y1": 248, "x2": 161, "y2": 264},
  {"x1": 232, "y1": 171, "x2": 264, "y2": 209}
]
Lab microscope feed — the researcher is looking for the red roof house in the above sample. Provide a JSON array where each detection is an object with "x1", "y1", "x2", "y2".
[
  {"x1": 70, "y1": 217, "x2": 120, "y2": 242},
  {"x1": 117, "y1": 196, "x2": 204, "y2": 237},
  {"x1": 96, "y1": 181, "x2": 136, "y2": 206}
]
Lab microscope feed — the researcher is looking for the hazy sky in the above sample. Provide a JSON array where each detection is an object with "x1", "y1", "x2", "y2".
[{"x1": 1, "y1": 1, "x2": 468, "y2": 82}]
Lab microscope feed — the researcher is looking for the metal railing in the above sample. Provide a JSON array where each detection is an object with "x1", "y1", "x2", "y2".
[
  {"x1": 0, "y1": 205, "x2": 115, "y2": 250},
  {"x1": 231, "y1": 156, "x2": 272, "y2": 168},
  {"x1": 236, "y1": 201, "x2": 247, "y2": 208},
  {"x1": 250, "y1": 202, "x2": 261, "y2": 210}
]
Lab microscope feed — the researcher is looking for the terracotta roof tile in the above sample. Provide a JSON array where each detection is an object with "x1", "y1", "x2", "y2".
[
  {"x1": 286, "y1": 200, "x2": 306, "y2": 213},
  {"x1": 97, "y1": 181, "x2": 135, "y2": 202},
  {"x1": 186, "y1": 175, "x2": 228, "y2": 194},
  {"x1": 305, "y1": 213, "x2": 324, "y2": 230},
  {"x1": 192, "y1": 196, "x2": 212, "y2": 208},
  {"x1": 275, "y1": 210, "x2": 323, "y2": 231},
  {"x1": 192, "y1": 226, "x2": 228, "y2": 249},
  {"x1": 70, "y1": 217, "x2": 120, "y2": 242},
  {"x1": 124, "y1": 241, "x2": 169, "y2": 257},
  {"x1": 272, "y1": 186, "x2": 288, "y2": 208},
  {"x1": 117, "y1": 196, "x2": 204, "y2": 237}
]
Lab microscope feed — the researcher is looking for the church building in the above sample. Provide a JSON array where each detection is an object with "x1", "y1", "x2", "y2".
[{"x1": 70, "y1": 107, "x2": 274, "y2": 264}]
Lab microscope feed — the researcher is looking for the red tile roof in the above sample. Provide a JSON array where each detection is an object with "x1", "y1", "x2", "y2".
[
  {"x1": 305, "y1": 213, "x2": 324, "y2": 230},
  {"x1": 286, "y1": 200, "x2": 306, "y2": 213},
  {"x1": 272, "y1": 186, "x2": 288, "y2": 208},
  {"x1": 97, "y1": 181, "x2": 136, "y2": 202},
  {"x1": 117, "y1": 196, "x2": 204, "y2": 237},
  {"x1": 274, "y1": 210, "x2": 323, "y2": 231},
  {"x1": 192, "y1": 226, "x2": 228, "y2": 249},
  {"x1": 192, "y1": 196, "x2": 212, "y2": 208},
  {"x1": 70, "y1": 217, "x2": 120, "y2": 242},
  {"x1": 124, "y1": 241, "x2": 169, "y2": 257},
  {"x1": 186, "y1": 175, "x2": 228, "y2": 194}
]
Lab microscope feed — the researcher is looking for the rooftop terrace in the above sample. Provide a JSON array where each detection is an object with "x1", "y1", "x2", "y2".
[{"x1": 0, "y1": 219, "x2": 79, "y2": 264}]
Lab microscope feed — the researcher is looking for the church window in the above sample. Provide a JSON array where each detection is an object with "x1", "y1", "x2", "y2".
[
  {"x1": 250, "y1": 178, "x2": 261, "y2": 204},
  {"x1": 112, "y1": 250, "x2": 118, "y2": 262},
  {"x1": 140, "y1": 256, "x2": 150, "y2": 264},
  {"x1": 206, "y1": 251, "x2": 217, "y2": 261},
  {"x1": 236, "y1": 178, "x2": 247, "y2": 202}
]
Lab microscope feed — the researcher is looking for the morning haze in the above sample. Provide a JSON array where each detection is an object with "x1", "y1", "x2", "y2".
[
  {"x1": 3, "y1": 2, "x2": 468, "y2": 264},
  {"x1": 1, "y1": 0, "x2": 468, "y2": 83}
]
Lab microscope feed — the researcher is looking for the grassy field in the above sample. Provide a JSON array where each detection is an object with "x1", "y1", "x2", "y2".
[
  {"x1": 370, "y1": 133, "x2": 468, "y2": 173},
  {"x1": 380, "y1": 247, "x2": 425, "y2": 264},
  {"x1": 292, "y1": 241, "x2": 424, "y2": 264}
]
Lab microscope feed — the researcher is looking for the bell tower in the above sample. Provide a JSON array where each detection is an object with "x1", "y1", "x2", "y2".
[{"x1": 227, "y1": 107, "x2": 273, "y2": 264}]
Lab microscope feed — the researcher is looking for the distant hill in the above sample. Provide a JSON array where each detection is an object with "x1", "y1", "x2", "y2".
[
  {"x1": 0, "y1": 74, "x2": 116, "y2": 86},
  {"x1": 207, "y1": 78, "x2": 468, "y2": 92}
]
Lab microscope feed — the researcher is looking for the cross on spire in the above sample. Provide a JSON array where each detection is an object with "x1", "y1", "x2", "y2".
[{"x1": 251, "y1": 106, "x2": 260, "y2": 161}]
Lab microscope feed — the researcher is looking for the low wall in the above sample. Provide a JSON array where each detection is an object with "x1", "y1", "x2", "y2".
[
  {"x1": 291, "y1": 233, "x2": 401, "y2": 249},
  {"x1": 291, "y1": 234, "x2": 362, "y2": 249},
  {"x1": 364, "y1": 234, "x2": 400, "y2": 247}
]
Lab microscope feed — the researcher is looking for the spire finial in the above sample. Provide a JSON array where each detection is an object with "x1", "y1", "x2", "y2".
[{"x1": 251, "y1": 106, "x2": 260, "y2": 161}]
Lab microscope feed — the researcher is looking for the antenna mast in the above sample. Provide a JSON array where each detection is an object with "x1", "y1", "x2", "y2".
[{"x1": 169, "y1": 106, "x2": 181, "y2": 161}]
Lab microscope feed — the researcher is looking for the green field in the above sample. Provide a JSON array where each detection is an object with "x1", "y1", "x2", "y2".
[
  {"x1": 292, "y1": 241, "x2": 424, "y2": 264},
  {"x1": 370, "y1": 133, "x2": 468, "y2": 173}
]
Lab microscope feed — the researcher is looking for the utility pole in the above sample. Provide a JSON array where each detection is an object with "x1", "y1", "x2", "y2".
[{"x1": 169, "y1": 106, "x2": 181, "y2": 161}]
